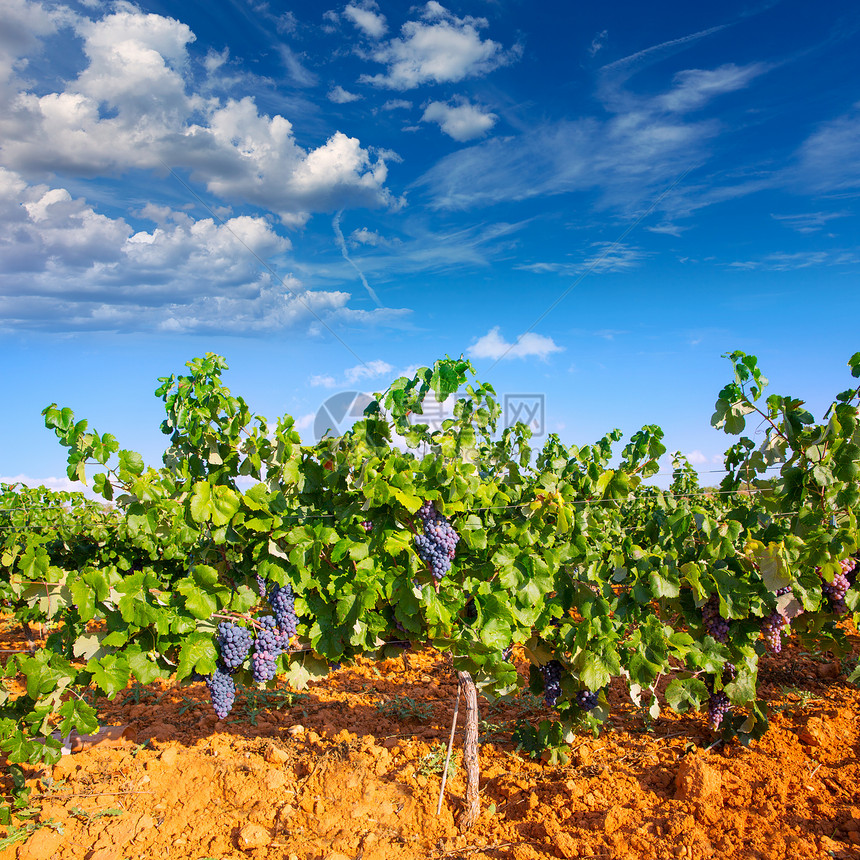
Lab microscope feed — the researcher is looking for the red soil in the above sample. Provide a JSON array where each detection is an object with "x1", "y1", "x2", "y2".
[{"x1": 1, "y1": 620, "x2": 859, "y2": 860}]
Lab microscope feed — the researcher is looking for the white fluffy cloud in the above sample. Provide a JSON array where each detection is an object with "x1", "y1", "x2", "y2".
[
  {"x1": 0, "y1": 6, "x2": 398, "y2": 224},
  {"x1": 360, "y1": 3, "x2": 515, "y2": 90},
  {"x1": 684, "y1": 450, "x2": 708, "y2": 465},
  {"x1": 467, "y1": 327, "x2": 563, "y2": 361},
  {"x1": 421, "y1": 99, "x2": 497, "y2": 141},
  {"x1": 309, "y1": 374, "x2": 338, "y2": 388},
  {"x1": 343, "y1": 3, "x2": 387, "y2": 39},
  {"x1": 344, "y1": 359, "x2": 393, "y2": 383},
  {"x1": 0, "y1": 167, "x2": 411, "y2": 333}
]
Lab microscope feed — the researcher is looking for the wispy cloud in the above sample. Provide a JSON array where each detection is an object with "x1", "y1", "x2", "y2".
[
  {"x1": 771, "y1": 211, "x2": 850, "y2": 233},
  {"x1": 655, "y1": 63, "x2": 768, "y2": 113},
  {"x1": 328, "y1": 85, "x2": 362, "y2": 103},
  {"x1": 791, "y1": 104, "x2": 860, "y2": 194},
  {"x1": 517, "y1": 242, "x2": 647, "y2": 276},
  {"x1": 309, "y1": 359, "x2": 394, "y2": 388},
  {"x1": 728, "y1": 250, "x2": 860, "y2": 270},
  {"x1": 332, "y1": 210, "x2": 382, "y2": 306},
  {"x1": 296, "y1": 218, "x2": 528, "y2": 284},
  {"x1": 588, "y1": 29, "x2": 608, "y2": 58},
  {"x1": 600, "y1": 24, "x2": 729, "y2": 76},
  {"x1": 646, "y1": 222, "x2": 688, "y2": 237},
  {"x1": 467, "y1": 327, "x2": 563, "y2": 361},
  {"x1": 349, "y1": 227, "x2": 400, "y2": 247},
  {"x1": 343, "y1": 2, "x2": 388, "y2": 40}
]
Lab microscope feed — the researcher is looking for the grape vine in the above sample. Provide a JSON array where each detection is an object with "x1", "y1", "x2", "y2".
[{"x1": 0, "y1": 348, "x2": 857, "y2": 795}]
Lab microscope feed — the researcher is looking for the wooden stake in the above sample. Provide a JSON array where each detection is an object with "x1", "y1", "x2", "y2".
[
  {"x1": 437, "y1": 681, "x2": 461, "y2": 816},
  {"x1": 456, "y1": 670, "x2": 479, "y2": 831}
]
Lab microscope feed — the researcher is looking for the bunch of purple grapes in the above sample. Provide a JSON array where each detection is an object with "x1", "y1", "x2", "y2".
[
  {"x1": 251, "y1": 615, "x2": 289, "y2": 682},
  {"x1": 761, "y1": 610, "x2": 788, "y2": 653},
  {"x1": 269, "y1": 581, "x2": 298, "y2": 638},
  {"x1": 255, "y1": 573, "x2": 267, "y2": 598},
  {"x1": 541, "y1": 660, "x2": 563, "y2": 708},
  {"x1": 216, "y1": 621, "x2": 253, "y2": 671},
  {"x1": 414, "y1": 501, "x2": 460, "y2": 580},
  {"x1": 205, "y1": 667, "x2": 236, "y2": 720},
  {"x1": 818, "y1": 560, "x2": 854, "y2": 615},
  {"x1": 362, "y1": 521, "x2": 373, "y2": 533},
  {"x1": 701, "y1": 593, "x2": 730, "y2": 643},
  {"x1": 707, "y1": 690, "x2": 730, "y2": 730},
  {"x1": 575, "y1": 689, "x2": 600, "y2": 711},
  {"x1": 703, "y1": 661, "x2": 736, "y2": 730}
]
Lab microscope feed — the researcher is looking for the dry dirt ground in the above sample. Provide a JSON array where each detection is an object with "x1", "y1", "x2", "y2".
[{"x1": 1, "y1": 618, "x2": 859, "y2": 860}]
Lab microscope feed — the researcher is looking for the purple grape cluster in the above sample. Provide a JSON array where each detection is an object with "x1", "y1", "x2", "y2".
[
  {"x1": 541, "y1": 660, "x2": 563, "y2": 708},
  {"x1": 205, "y1": 666, "x2": 236, "y2": 720},
  {"x1": 255, "y1": 573, "x2": 267, "y2": 598},
  {"x1": 721, "y1": 661, "x2": 738, "y2": 685},
  {"x1": 502, "y1": 645, "x2": 513, "y2": 662},
  {"x1": 818, "y1": 560, "x2": 854, "y2": 615},
  {"x1": 575, "y1": 689, "x2": 600, "y2": 711},
  {"x1": 216, "y1": 621, "x2": 253, "y2": 672},
  {"x1": 701, "y1": 593, "x2": 730, "y2": 643},
  {"x1": 414, "y1": 501, "x2": 459, "y2": 580},
  {"x1": 707, "y1": 690, "x2": 730, "y2": 730},
  {"x1": 251, "y1": 615, "x2": 289, "y2": 682},
  {"x1": 761, "y1": 610, "x2": 788, "y2": 653},
  {"x1": 269, "y1": 581, "x2": 298, "y2": 638},
  {"x1": 362, "y1": 521, "x2": 373, "y2": 533}
]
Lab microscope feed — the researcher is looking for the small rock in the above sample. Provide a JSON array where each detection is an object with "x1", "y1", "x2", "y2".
[
  {"x1": 264, "y1": 743, "x2": 289, "y2": 764},
  {"x1": 798, "y1": 716, "x2": 832, "y2": 747},
  {"x1": 238, "y1": 823, "x2": 270, "y2": 850},
  {"x1": 160, "y1": 746, "x2": 178, "y2": 766},
  {"x1": 288, "y1": 724, "x2": 305, "y2": 736}
]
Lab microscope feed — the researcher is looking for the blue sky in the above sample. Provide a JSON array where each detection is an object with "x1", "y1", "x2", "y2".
[{"x1": 2, "y1": 0, "x2": 859, "y2": 491}]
